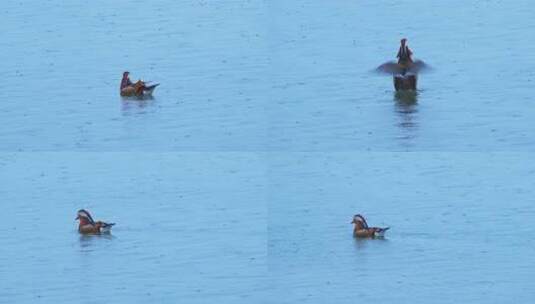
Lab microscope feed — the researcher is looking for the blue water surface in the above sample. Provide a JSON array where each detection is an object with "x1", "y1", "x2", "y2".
[{"x1": 1, "y1": 0, "x2": 534, "y2": 303}]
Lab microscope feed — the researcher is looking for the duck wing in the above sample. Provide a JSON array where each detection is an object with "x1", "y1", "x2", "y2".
[
  {"x1": 376, "y1": 60, "x2": 431, "y2": 75},
  {"x1": 375, "y1": 61, "x2": 404, "y2": 75},
  {"x1": 407, "y1": 60, "x2": 431, "y2": 74}
]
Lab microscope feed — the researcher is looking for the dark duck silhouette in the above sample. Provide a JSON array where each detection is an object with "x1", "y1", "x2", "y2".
[
  {"x1": 375, "y1": 38, "x2": 430, "y2": 91},
  {"x1": 351, "y1": 214, "x2": 390, "y2": 238},
  {"x1": 120, "y1": 71, "x2": 160, "y2": 98},
  {"x1": 75, "y1": 209, "x2": 115, "y2": 234}
]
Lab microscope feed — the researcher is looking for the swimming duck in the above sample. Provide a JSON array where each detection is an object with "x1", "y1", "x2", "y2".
[
  {"x1": 375, "y1": 38, "x2": 430, "y2": 91},
  {"x1": 75, "y1": 209, "x2": 115, "y2": 234},
  {"x1": 120, "y1": 71, "x2": 159, "y2": 98},
  {"x1": 351, "y1": 214, "x2": 389, "y2": 238}
]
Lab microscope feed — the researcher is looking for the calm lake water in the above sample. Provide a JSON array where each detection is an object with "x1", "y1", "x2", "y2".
[
  {"x1": 267, "y1": 152, "x2": 535, "y2": 303},
  {"x1": 2, "y1": 0, "x2": 535, "y2": 151},
  {"x1": 1, "y1": 0, "x2": 534, "y2": 303},
  {"x1": 0, "y1": 153, "x2": 267, "y2": 303}
]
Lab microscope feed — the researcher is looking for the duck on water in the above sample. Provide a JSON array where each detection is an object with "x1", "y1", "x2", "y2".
[
  {"x1": 75, "y1": 209, "x2": 115, "y2": 234},
  {"x1": 376, "y1": 38, "x2": 430, "y2": 91},
  {"x1": 351, "y1": 214, "x2": 390, "y2": 238},
  {"x1": 120, "y1": 71, "x2": 159, "y2": 98}
]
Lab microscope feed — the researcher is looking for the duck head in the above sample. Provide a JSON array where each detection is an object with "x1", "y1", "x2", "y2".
[
  {"x1": 351, "y1": 214, "x2": 369, "y2": 229},
  {"x1": 75, "y1": 209, "x2": 96, "y2": 226}
]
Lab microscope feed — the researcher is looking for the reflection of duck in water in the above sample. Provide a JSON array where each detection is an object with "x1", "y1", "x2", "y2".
[
  {"x1": 120, "y1": 71, "x2": 159, "y2": 98},
  {"x1": 376, "y1": 38, "x2": 430, "y2": 91},
  {"x1": 76, "y1": 209, "x2": 115, "y2": 234},
  {"x1": 351, "y1": 214, "x2": 390, "y2": 238},
  {"x1": 394, "y1": 90, "x2": 418, "y2": 104}
]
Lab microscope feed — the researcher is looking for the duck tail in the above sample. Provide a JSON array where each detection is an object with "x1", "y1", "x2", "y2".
[{"x1": 145, "y1": 83, "x2": 159, "y2": 90}]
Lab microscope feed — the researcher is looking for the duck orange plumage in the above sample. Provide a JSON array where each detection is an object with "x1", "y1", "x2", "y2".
[
  {"x1": 351, "y1": 214, "x2": 389, "y2": 238},
  {"x1": 120, "y1": 71, "x2": 159, "y2": 98},
  {"x1": 75, "y1": 209, "x2": 115, "y2": 234}
]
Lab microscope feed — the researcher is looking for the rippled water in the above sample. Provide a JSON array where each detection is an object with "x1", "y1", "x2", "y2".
[
  {"x1": 2, "y1": 0, "x2": 268, "y2": 151},
  {"x1": 267, "y1": 152, "x2": 535, "y2": 303},
  {"x1": 267, "y1": 0, "x2": 535, "y2": 151},
  {"x1": 0, "y1": 153, "x2": 267, "y2": 303},
  {"x1": 2, "y1": 0, "x2": 535, "y2": 302},
  {"x1": 3, "y1": 0, "x2": 535, "y2": 151}
]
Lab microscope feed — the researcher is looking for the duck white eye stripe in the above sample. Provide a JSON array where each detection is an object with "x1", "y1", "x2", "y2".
[
  {"x1": 78, "y1": 210, "x2": 95, "y2": 224},
  {"x1": 354, "y1": 215, "x2": 365, "y2": 221},
  {"x1": 353, "y1": 215, "x2": 369, "y2": 228}
]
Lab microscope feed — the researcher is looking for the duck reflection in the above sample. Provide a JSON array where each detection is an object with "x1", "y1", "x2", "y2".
[
  {"x1": 78, "y1": 233, "x2": 114, "y2": 253},
  {"x1": 394, "y1": 90, "x2": 418, "y2": 104},
  {"x1": 394, "y1": 91, "x2": 418, "y2": 142},
  {"x1": 121, "y1": 97, "x2": 155, "y2": 111},
  {"x1": 353, "y1": 235, "x2": 389, "y2": 250},
  {"x1": 120, "y1": 97, "x2": 159, "y2": 118}
]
